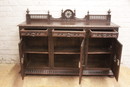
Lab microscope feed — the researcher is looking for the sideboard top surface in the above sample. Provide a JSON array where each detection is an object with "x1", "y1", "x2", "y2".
[{"x1": 18, "y1": 21, "x2": 119, "y2": 28}]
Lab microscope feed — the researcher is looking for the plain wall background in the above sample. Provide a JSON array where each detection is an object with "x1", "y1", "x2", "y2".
[{"x1": 0, "y1": 0, "x2": 130, "y2": 67}]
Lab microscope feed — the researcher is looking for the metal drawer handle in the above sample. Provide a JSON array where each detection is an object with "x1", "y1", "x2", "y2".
[
  {"x1": 31, "y1": 33, "x2": 36, "y2": 37},
  {"x1": 103, "y1": 34, "x2": 107, "y2": 37},
  {"x1": 67, "y1": 33, "x2": 71, "y2": 37}
]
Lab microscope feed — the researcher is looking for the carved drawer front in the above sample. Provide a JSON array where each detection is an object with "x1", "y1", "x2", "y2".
[
  {"x1": 52, "y1": 29, "x2": 86, "y2": 37},
  {"x1": 20, "y1": 29, "x2": 48, "y2": 37},
  {"x1": 90, "y1": 29, "x2": 118, "y2": 38}
]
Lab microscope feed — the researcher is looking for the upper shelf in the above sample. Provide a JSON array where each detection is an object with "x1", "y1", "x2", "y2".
[
  {"x1": 54, "y1": 47, "x2": 80, "y2": 54},
  {"x1": 24, "y1": 47, "x2": 48, "y2": 54},
  {"x1": 18, "y1": 9, "x2": 120, "y2": 28},
  {"x1": 88, "y1": 47, "x2": 112, "y2": 54}
]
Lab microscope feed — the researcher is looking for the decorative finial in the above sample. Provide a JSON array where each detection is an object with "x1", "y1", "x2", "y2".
[
  {"x1": 87, "y1": 11, "x2": 89, "y2": 15},
  {"x1": 26, "y1": 8, "x2": 29, "y2": 14},
  {"x1": 74, "y1": 9, "x2": 76, "y2": 13},
  {"x1": 61, "y1": 9, "x2": 63, "y2": 13},
  {"x1": 48, "y1": 10, "x2": 50, "y2": 15},
  {"x1": 108, "y1": 9, "x2": 111, "y2": 15},
  {"x1": 74, "y1": 9, "x2": 76, "y2": 16}
]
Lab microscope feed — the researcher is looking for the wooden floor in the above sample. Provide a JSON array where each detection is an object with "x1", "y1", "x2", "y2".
[{"x1": 0, "y1": 64, "x2": 130, "y2": 87}]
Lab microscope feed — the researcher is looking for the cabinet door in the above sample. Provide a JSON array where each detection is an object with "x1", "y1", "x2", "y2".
[
  {"x1": 18, "y1": 38, "x2": 24, "y2": 79},
  {"x1": 79, "y1": 39, "x2": 85, "y2": 84},
  {"x1": 19, "y1": 39, "x2": 24, "y2": 65},
  {"x1": 112, "y1": 39, "x2": 122, "y2": 81}
]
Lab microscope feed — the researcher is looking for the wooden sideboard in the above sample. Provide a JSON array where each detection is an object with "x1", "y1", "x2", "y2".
[{"x1": 18, "y1": 9, "x2": 122, "y2": 84}]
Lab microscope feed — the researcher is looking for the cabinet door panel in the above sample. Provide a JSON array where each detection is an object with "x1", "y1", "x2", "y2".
[
  {"x1": 112, "y1": 39, "x2": 122, "y2": 81},
  {"x1": 79, "y1": 39, "x2": 85, "y2": 84},
  {"x1": 19, "y1": 39, "x2": 24, "y2": 65},
  {"x1": 19, "y1": 38, "x2": 25, "y2": 79}
]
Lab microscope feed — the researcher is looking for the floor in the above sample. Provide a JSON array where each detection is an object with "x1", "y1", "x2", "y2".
[{"x1": 0, "y1": 64, "x2": 130, "y2": 87}]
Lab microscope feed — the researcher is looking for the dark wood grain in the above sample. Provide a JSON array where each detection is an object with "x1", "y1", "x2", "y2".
[{"x1": 18, "y1": 9, "x2": 122, "y2": 84}]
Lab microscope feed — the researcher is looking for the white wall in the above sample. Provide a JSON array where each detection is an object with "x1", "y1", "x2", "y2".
[{"x1": 0, "y1": 0, "x2": 130, "y2": 67}]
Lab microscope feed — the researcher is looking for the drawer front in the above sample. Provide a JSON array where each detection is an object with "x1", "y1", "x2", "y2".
[
  {"x1": 90, "y1": 30, "x2": 118, "y2": 38},
  {"x1": 20, "y1": 30, "x2": 48, "y2": 37},
  {"x1": 52, "y1": 31, "x2": 85, "y2": 37}
]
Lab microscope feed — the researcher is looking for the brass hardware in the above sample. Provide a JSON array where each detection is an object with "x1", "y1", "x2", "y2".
[
  {"x1": 114, "y1": 55, "x2": 116, "y2": 62},
  {"x1": 67, "y1": 33, "x2": 71, "y2": 37},
  {"x1": 114, "y1": 55, "x2": 120, "y2": 66},
  {"x1": 78, "y1": 61, "x2": 80, "y2": 68},
  {"x1": 117, "y1": 59, "x2": 120, "y2": 66},
  {"x1": 31, "y1": 33, "x2": 36, "y2": 37},
  {"x1": 103, "y1": 34, "x2": 107, "y2": 37},
  {"x1": 21, "y1": 58, "x2": 24, "y2": 64}
]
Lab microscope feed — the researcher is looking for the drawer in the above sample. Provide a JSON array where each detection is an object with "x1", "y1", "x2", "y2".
[
  {"x1": 52, "y1": 29, "x2": 86, "y2": 37},
  {"x1": 20, "y1": 29, "x2": 48, "y2": 37},
  {"x1": 90, "y1": 29, "x2": 118, "y2": 38}
]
